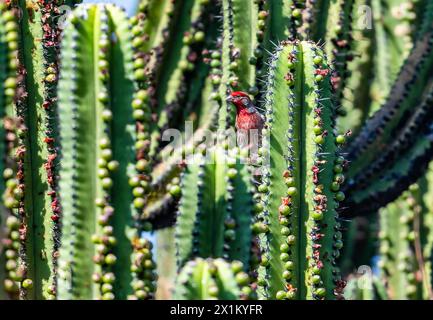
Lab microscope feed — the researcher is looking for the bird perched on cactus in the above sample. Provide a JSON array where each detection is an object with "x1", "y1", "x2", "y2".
[{"x1": 227, "y1": 91, "x2": 264, "y2": 151}]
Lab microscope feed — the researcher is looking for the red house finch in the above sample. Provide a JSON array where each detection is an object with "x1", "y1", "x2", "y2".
[{"x1": 227, "y1": 91, "x2": 264, "y2": 153}]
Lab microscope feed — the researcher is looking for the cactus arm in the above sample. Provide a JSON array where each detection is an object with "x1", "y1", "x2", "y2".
[
  {"x1": 231, "y1": 0, "x2": 259, "y2": 89},
  {"x1": 217, "y1": 0, "x2": 232, "y2": 129},
  {"x1": 324, "y1": 0, "x2": 355, "y2": 105},
  {"x1": 56, "y1": 4, "x2": 152, "y2": 300},
  {"x1": 346, "y1": 81, "x2": 433, "y2": 194},
  {"x1": 370, "y1": 0, "x2": 391, "y2": 110},
  {"x1": 176, "y1": 147, "x2": 254, "y2": 268},
  {"x1": 339, "y1": 0, "x2": 374, "y2": 133},
  {"x1": 346, "y1": 28, "x2": 433, "y2": 175},
  {"x1": 133, "y1": 0, "x2": 176, "y2": 159},
  {"x1": 16, "y1": 2, "x2": 45, "y2": 299},
  {"x1": 155, "y1": 228, "x2": 176, "y2": 299},
  {"x1": 268, "y1": 0, "x2": 293, "y2": 41},
  {"x1": 303, "y1": 42, "x2": 342, "y2": 300},
  {"x1": 418, "y1": 0, "x2": 433, "y2": 38},
  {"x1": 379, "y1": 200, "x2": 413, "y2": 299},
  {"x1": 140, "y1": 0, "x2": 174, "y2": 52},
  {"x1": 0, "y1": 7, "x2": 6, "y2": 298},
  {"x1": 174, "y1": 258, "x2": 244, "y2": 300},
  {"x1": 214, "y1": 259, "x2": 242, "y2": 299},
  {"x1": 175, "y1": 156, "x2": 201, "y2": 267},
  {"x1": 56, "y1": 5, "x2": 104, "y2": 299},
  {"x1": 258, "y1": 41, "x2": 343, "y2": 300},
  {"x1": 56, "y1": 8, "x2": 96, "y2": 299},
  {"x1": 191, "y1": 150, "x2": 226, "y2": 259},
  {"x1": 345, "y1": 135, "x2": 433, "y2": 215},
  {"x1": 108, "y1": 7, "x2": 137, "y2": 300},
  {"x1": 5, "y1": 0, "x2": 68, "y2": 299},
  {"x1": 0, "y1": 3, "x2": 20, "y2": 299},
  {"x1": 217, "y1": 0, "x2": 259, "y2": 130},
  {"x1": 229, "y1": 161, "x2": 254, "y2": 264},
  {"x1": 309, "y1": 0, "x2": 331, "y2": 41},
  {"x1": 151, "y1": 0, "x2": 207, "y2": 144},
  {"x1": 378, "y1": 183, "x2": 432, "y2": 300},
  {"x1": 256, "y1": 43, "x2": 293, "y2": 299},
  {"x1": 0, "y1": 0, "x2": 82, "y2": 300}
]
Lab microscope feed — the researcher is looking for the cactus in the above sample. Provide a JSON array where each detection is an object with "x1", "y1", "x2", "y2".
[
  {"x1": 2, "y1": 0, "x2": 433, "y2": 301},
  {"x1": 0, "y1": 0, "x2": 84, "y2": 300},
  {"x1": 343, "y1": 24, "x2": 433, "y2": 215},
  {"x1": 175, "y1": 146, "x2": 256, "y2": 273},
  {"x1": 253, "y1": 40, "x2": 346, "y2": 300},
  {"x1": 378, "y1": 166, "x2": 433, "y2": 299},
  {"x1": 378, "y1": 191, "x2": 420, "y2": 299},
  {"x1": 174, "y1": 257, "x2": 249, "y2": 300}
]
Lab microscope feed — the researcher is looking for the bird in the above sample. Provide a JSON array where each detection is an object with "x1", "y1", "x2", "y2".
[
  {"x1": 226, "y1": 91, "x2": 264, "y2": 166},
  {"x1": 227, "y1": 91, "x2": 264, "y2": 133}
]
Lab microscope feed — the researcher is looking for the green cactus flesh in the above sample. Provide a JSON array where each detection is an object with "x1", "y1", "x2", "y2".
[
  {"x1": 255, "y1": 40, "x2": 345, "y2": 300},
  {"x1": 174, "y1": 257, "x2": 250, "y2": 300},
  {"x1": 176, "y1": 147, "x2": 255, "y2": 269},
  {"x1": 0, "y1": 3, "x2": 21, "y2": 299},
  {"x1": 56, "y1": 4, "x2": 155, "y2": 300},
  {"x1": 1, "y1": 0, "x2": 433, "y2": 302},
  {"x1": 0, "y1": 0, "x2": 83, "y2": 300},
  {"x1": 347, "y1": 24, "x2": 433, "y2": 172},
  {"x1": 379, "y1": 167, "x2": 433, "y2": 300}
]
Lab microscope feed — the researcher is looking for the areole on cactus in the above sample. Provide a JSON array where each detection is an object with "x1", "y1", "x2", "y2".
[{"x1": 0, "y1": 0, "x2": 433, "y2": 301}]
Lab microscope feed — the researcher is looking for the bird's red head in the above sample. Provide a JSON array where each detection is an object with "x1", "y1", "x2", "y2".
[{"x1": 226, "y1": 91, "x2": 252, "y2": 112}]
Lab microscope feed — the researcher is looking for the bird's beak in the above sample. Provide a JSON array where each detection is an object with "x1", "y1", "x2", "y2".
[{"x1": 226, "y1": 96, "x2": 233, "y2": 103}]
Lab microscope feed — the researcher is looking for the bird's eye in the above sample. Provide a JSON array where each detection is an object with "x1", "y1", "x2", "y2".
[{"x1": 241, "y1": 98, "x2": 249, "y2": 106}]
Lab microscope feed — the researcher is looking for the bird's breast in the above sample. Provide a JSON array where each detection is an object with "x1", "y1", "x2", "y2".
[{"x1": 236, "y1": 111, "x2": 264, "y2": 130}]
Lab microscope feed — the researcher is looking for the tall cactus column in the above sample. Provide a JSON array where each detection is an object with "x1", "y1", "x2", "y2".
[
  {"x1": 256, "y1": 40, "x2": 347, "y2": 300},
  {"x1": 174, "y1": 258, "x2": 249, "y2": 300},
  {"x1": 56, "y1": 4, "x2": 155, "y2": 300},
  {"x1": 175, "y1": 146, "x2": 256, "y2": 299},
  {"x1": 0, "y1": 3, "x2": 24, "y2": 299},
  {"x1": 1, "y1": 0, "x2": 82, "y2": 300}
]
